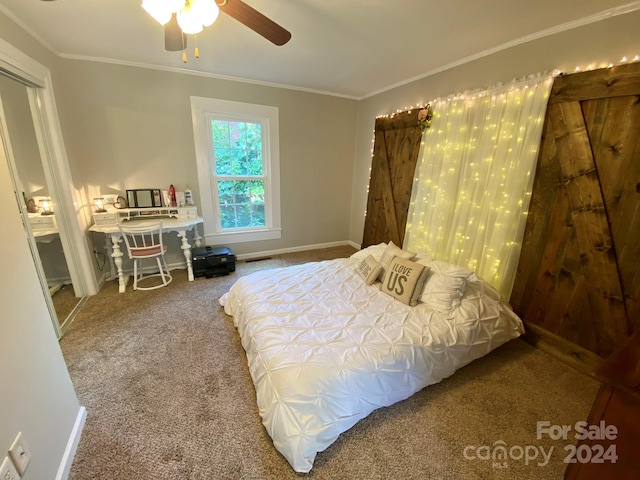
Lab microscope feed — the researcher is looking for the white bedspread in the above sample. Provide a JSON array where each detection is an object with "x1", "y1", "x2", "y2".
[{"x1": 219, "y1": 257, "x2": 524, "y2": 472}]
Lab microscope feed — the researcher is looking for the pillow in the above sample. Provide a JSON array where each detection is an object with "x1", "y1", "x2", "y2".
[
  {"x1": 350, "y1": 242, "x2": 388, "y2": 262},
  {"x1": 416, "y1": 258, "x2": 474, "y2": 314},
  {"x1": 378, "y1": 241, "x2": 416, "y2": 281},
  {"x1": 381, "y1": 256, "x2": 431, "y2": 306},
  {"x1": 413, "y1": 250, "x2": 434, "y2": 263},
  {"x1": 354, "y1": 255, "x2": 383, "y2": 285}
]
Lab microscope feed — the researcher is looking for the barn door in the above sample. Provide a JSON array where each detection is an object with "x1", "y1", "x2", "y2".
[
  {"x1": 362, "y1": 108, "x2": 424, "y2": 248},
  {"x1": 511, "y1": 63, "x2": 640, "y2": 360}
]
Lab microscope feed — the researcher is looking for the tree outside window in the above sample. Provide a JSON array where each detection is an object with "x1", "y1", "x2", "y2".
[
  {"x1": 191, "y1": 96, "x2": 281, "y2": 245},
  {"x1": 212, "y1": 120, "x2": 265, "y2": 229}
]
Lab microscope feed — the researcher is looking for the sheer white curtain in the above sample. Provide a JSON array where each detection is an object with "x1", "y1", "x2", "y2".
[{"x1": 405, "y1": 73, "x2": 555, "y2": 299}]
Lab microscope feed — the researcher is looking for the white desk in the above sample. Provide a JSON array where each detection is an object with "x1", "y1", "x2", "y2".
[
  {"x1": 30, "y1": 215, "x2": 65, "y2": 293},
  {"x1": 29, "y1": 212, "x2": 58, "y2": 239},
  {"x1": 33, "y1": 228, "x2": 59, "y2": 243},
  {"x1": 90, "y1": 217, "x2": 204, "y2": 293}
]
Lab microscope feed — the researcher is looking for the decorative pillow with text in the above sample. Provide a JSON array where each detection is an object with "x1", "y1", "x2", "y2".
[
  {"x1": 381, "y1": 256, "x2": 431, "y2": 306},
  {"x1": 355, "y1": 255, "x2": 383, "y2": 285},
  {"x1": 377, "y1": 241, "x2": 416, "y2": 281}
]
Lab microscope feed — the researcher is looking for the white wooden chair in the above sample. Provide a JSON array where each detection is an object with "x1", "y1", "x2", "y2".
[{"x1": 118, "y1": 221, "x2": 172, "y2": 290}]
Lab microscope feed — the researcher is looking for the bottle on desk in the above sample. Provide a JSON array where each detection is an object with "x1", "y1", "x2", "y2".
[
  {"x1": 184, "y1": 185, "x2": 193, "y2": 206},
  {"x1": 169, "y1": 184, "x2": 177, "y2": 207}
]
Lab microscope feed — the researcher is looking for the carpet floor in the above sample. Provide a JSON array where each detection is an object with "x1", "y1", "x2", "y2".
[{"x1": 60, "y1": 245, "x2": 599, "y2": 479}]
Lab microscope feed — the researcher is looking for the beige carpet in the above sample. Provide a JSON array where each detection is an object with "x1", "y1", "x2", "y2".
[
  {"x1": 51, "y1": 283, "x2": 82, "y2": 325},
  {"x1": 60, "y1": 245, "x2": 599, "y2": 479}
]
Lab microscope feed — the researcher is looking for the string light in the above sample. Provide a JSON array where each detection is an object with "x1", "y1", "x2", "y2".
[
  {"x1": 366, "y1": 52, "x2": 640, "y2": 291},
  {"x1": 375, "y1": 52, "x2": 639, "y2": 121},
  {"x1": 399, "y1": 74, "x2": 556, "y2": 296}
]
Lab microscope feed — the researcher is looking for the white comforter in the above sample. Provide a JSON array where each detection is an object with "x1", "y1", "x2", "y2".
[{"x1": 219, "y1": 256, "x2": 524, "y2": 473}]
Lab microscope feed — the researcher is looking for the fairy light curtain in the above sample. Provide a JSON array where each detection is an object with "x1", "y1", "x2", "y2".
[{"x1": 405, "y1": 73, "x2": 555, "y2": 299}]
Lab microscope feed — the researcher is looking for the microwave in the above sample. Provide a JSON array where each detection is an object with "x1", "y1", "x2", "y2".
[{"x1": 126, "y1": 189, "x2": 163, "y2": 208}]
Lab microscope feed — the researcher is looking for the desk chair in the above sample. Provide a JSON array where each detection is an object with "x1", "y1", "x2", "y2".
[{"x1": 118, "y1": 221, "x2": 172, "y2": 290}]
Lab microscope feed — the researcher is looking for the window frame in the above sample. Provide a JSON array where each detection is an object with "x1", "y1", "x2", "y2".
[{"x1": 190, "y1": 96, "x2": 281, "y2": 244}]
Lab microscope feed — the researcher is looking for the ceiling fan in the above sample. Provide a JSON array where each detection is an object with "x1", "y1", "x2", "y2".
[
  {"x1": 40, "y1": 1, "x2": 291, "y2": 55},
  {"x1": 164, "y1": 0, "x2": 291, "y2": 51}
]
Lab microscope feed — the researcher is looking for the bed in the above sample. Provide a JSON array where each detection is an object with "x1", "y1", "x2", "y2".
[{"x1": 219, "y1": 242, "x2": 524, "y2": 473}]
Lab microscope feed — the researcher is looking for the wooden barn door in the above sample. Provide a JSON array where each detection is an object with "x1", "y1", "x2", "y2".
[
  {"x1": 362, "y1": 109, "x2": 424, "y2": 248},
  {"x1": 511, "y1": 63, "x2": 640, "y2": 363}
]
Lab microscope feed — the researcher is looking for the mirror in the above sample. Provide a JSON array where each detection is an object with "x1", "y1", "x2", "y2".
[{"x1": 0, "y1": 73, "x2": 84, "y2": 334}]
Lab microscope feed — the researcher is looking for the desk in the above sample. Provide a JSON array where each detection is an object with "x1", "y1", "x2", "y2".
[
  {"x1": 33, "y1": 228, "x2": 59, "y2": 243},
  {"x1": 29, "y1": 212, "x2": 58, "y2": 240},
  {"x1": 90, "y1": 217, "x2": 204, "y2": 293},
  {"x1": 29, "y1": 213, "x2": 67, "y2": 293}
]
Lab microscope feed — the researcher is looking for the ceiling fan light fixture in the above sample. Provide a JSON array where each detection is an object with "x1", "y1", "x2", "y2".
[
  {"x1": 191, "y1": 0, "x2": 219, "y2": 27},
  {"x1": 177, "y1": 3, "x2": 204, "y2": 34},
  {"x1": 141, "y1": 0, "x2": 173, "y2": 25}
]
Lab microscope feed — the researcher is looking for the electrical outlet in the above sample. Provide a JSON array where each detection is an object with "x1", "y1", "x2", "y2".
[
  {"x1": 0, "y1": 456, "x2": 20, "y2": 480},
  {"x1": 8, "y1": 433, "x2": 30, "y2": 476}
]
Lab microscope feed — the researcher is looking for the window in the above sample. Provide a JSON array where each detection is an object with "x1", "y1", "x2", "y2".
[{"x1": 191, "y1": 97, "x2": 281, "y2": 244}]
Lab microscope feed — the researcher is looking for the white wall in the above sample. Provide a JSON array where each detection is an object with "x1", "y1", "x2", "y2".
[
  {"x1": 0, "y1": 116, "x2": 82, "y2": 479},
  {"x1": 51, "y1": 60, "x2": 359, "y2": 265},
  {"x1": 349, "y1": 9, "x2": 640, "y2": 245},
  {"x1": 0, "y1": 12, "x2": 84, "y2": 479},
  {"x1": 0, "y1": 76, "x2": 46, "y2": 197}
]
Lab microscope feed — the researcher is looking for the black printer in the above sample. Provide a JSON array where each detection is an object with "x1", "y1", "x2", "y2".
[{"x1": 191, "y1": 246, "x2": 236, "y2": 278}]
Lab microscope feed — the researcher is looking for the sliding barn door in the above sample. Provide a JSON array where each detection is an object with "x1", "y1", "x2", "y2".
[
  {"x1": 511, "y1": 63, "x2": 640, "y2": 360},
  {"x1": 362, "y1": 109, "x2": 423, "y2": 248}
]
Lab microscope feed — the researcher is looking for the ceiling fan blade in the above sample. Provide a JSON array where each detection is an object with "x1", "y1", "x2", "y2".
[
  {"x1": 164, "y1": 13, "x2": 186, "y2": 51},
  {"x1": 218, "y1": 0, "x2": 291, "y2": 46}
]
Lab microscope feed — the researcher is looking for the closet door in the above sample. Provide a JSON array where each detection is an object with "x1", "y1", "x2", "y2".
[
  {"x1": 362, "y1": 109, "x2": 423, "y2": 248},
  {"x1": 0, "y1": 75, "x2": 85, "y2": 336},
  {"x1": 511, "y1": 62, "x2": 640, "y2": 361}
]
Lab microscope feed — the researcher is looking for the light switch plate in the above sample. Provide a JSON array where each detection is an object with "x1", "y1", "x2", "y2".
[
  {"x1": 8, "y1": 432, "x2": 30, "y2": 476},
  {"x1": 0, "y1": 456, "x2": 20, "y2": 480}
]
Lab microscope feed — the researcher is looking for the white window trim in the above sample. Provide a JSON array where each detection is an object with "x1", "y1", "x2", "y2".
[{"x1": 190, "y1": 96, "x2": 281, "y2": 244}]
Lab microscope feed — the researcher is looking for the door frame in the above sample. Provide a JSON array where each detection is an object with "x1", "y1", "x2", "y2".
[{"x1": 0, "y1": 38, "x2": 98, "y2": 335}]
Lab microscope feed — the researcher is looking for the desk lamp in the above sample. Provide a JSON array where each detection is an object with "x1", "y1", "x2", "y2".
[
  {"x1": 39, "y1": 198, "x2": 53, "y2": 215},
  {"x1": 94, "y1": 197, "x2": 107, "y2": 213}
]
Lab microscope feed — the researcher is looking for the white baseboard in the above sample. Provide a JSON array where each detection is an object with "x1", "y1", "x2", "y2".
[
  {"x1": 56, "y1": 406, "x2": 87, "y2": 480},
  {"x1": 235, "y1": 240, "x2": 360, "y2": 261}
]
